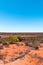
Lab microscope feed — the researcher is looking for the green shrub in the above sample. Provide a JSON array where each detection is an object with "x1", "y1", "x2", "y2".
[{"x1": 4, "y1": 36, "x2": 19, "y2": 43}]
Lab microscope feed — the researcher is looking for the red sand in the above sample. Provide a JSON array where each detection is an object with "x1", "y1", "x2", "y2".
[{"x1": 0, "y1": 42, "x2": 43, "y2": 65}]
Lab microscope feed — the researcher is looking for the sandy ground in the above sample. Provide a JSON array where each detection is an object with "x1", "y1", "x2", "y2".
[{"x1": 0, "y1": 42, "x2": 43, "y2": 65}]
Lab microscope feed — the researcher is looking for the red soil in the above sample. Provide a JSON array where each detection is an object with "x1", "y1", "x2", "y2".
[{"x1": 0, "y1": 42, "x2": 43, "y2": 65}]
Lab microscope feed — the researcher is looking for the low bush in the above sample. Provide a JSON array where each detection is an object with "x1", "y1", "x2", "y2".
[
  {"x1": 17, "y1": 37, "x2": 25, "y2": 41},
  {"x1": 28, "y1": 37, "x2": 39, "y2": 49},
  {"x1": 32, "y1": 43, "x2": 39, "y2": 49},
  {"x1": 4, "y1": 36, "x2": 19, "y2": 43}
]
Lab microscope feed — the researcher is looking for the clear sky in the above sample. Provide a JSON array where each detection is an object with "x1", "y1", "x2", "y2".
[{"x1": 0, "y1": 0, "x2": 43, "y2": 32}]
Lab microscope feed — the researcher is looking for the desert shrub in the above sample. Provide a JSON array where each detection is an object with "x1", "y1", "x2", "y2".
[
  {"x1": 38, "y1": 36, "x2": 43, "y2": 43},
  {"x1": 28, "y1": 37, "x2": 35, "y2": 42},
  {"x1": 0, "y1": 37, "x2": 7, "y2": 45},
  {"x1": 32, "y1": 40, "x2": 39, "y2": 50},
  {"x1": 32, "y1": 43, "x2": 38, "y2": 49},
  {"x1": 17, "y1": 37, "x2": 25, "y2": 41},
  {"x1": 28, "y1": 37, "x2": 39, "y2": 49},
  {"x1": 4, "y1": 36, "x2": 19, "y2": 43},
  {"x1": 0, "y1": 37, "x2": 9, "y2": 48}
]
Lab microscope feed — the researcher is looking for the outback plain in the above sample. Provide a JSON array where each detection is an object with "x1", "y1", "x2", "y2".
[{"x1": 0, "y1": 33, "x2": 43, "y2": 65}]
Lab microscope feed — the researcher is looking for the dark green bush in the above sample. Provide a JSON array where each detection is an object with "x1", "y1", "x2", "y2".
[{"x1": 17, "y1": 37, "x2": 25, "y2": 41}]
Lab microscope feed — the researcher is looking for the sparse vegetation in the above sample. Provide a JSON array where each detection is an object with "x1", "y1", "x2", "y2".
[
  {"x1": 32, "y1": 42, "x2": 39, "y2": 49},
  {"x1": 17, "y1": 37, "x2": 25, "y2": 41},
  {"x1": 28, "y1": 37, "x2": 39, "y2": 49},
  {"x1": 38, "y1": 36, "x2": 43, "y2": 43},
  {"x1": 0, "y1": 36, "x2": 40, "y2": 49},
  {"x1": 3, "y1": 36, "x2": 19, "y2": 43}
]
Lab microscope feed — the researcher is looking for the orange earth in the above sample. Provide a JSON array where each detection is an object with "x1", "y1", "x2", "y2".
[{"x1": 0, "y1": 42, "x2": 43, "y2": 65}]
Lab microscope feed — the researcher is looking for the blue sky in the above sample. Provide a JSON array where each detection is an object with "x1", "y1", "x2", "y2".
[{"x1": 0, "y1": 0, "x2": 43, "y2": 32}]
